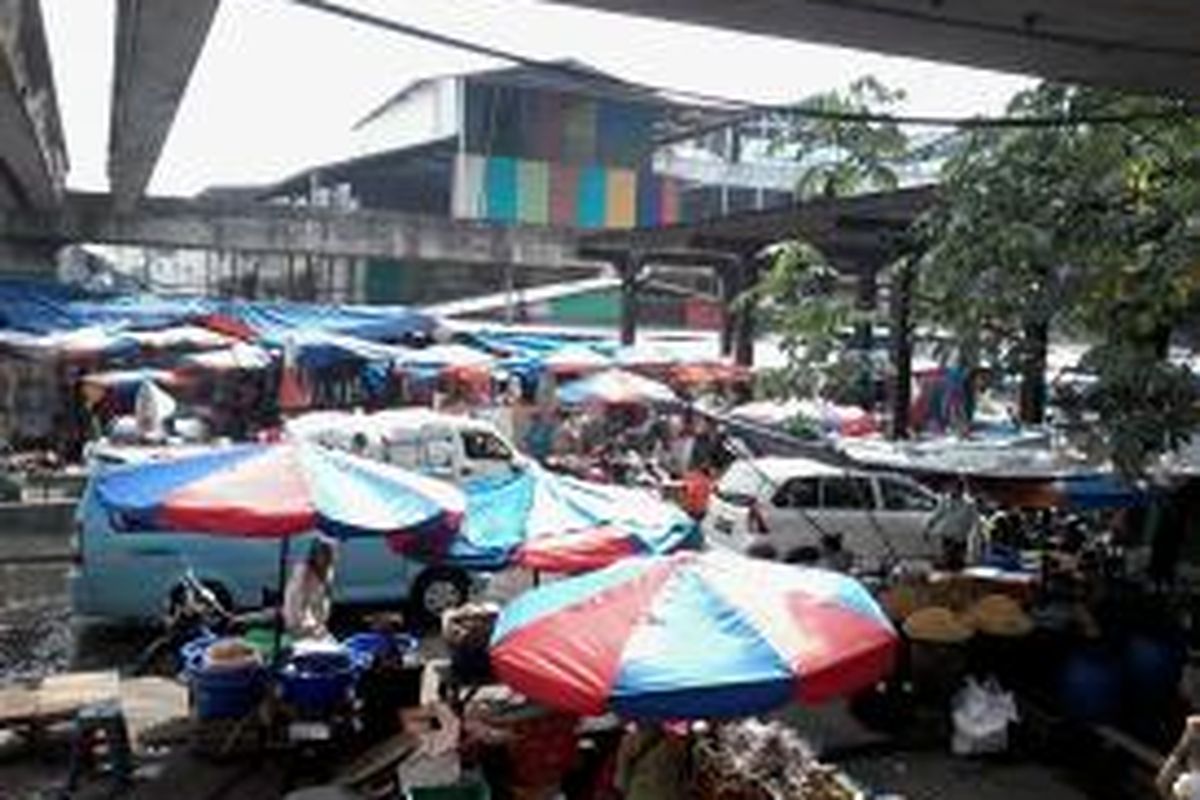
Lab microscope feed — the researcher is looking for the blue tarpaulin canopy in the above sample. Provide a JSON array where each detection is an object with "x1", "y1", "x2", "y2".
[{"x1": 0, "y1": 280, "x2": 437, "y2": 342}]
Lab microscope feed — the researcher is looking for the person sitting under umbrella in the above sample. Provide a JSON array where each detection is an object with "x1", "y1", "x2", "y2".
[{"x1": 284, "y1": 538, "x2": 337, "y2": 640}]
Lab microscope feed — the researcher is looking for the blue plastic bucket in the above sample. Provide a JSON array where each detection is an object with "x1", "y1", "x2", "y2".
[
  {"x1": 1122, "y1": 634, "x2": 1184, "y2": 706},
  {"x1": 277, "y1": 650, "x2": 357, "y2": 715},
  {"x1": 1058, "y1": 647, "x2": 1121, "y2": 723},
  {"x1": 342, "y1": 633, "x2": 418, "y2": 671},
  {"x1": 188, "y1": 659, "x2": 265, "y2": 720}
]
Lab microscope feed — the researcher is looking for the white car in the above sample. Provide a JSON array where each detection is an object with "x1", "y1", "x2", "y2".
[{"x1": 703, "y1": 457, "x2": 961, "y2": 572}]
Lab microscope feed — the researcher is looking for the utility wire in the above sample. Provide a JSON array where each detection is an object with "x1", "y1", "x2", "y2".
[{"x1": 288, "y1": 0, "x2": 1197, "y2": 130}]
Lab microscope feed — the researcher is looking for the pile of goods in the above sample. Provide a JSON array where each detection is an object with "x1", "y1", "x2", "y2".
[
  {"x1": 693, "y1": 719, "x2": 861, "y2": 800},
  {"x1": 883, "y1": 577, "x2": 1035, "y2": 642},
  {"x1": 902, "y1": 606, "x2": 973, "y2": 644},
  {"x1": 967, "y1": 594, "x2": 1033, "y2": 637},
  {"x1": 202, "y1": 638, "x2": 262, "y2": 669}
]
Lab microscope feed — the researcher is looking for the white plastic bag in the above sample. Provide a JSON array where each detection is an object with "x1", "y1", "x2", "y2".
[{"x1": 951, "y1": 677, "x2": 1018, "y2": 756}]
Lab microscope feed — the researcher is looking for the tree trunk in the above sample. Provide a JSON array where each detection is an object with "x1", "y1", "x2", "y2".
[
  {"x1": 888, "y1": 259, "x2": 914, "y2": 439},
  {"x1": 1018, "y1": 319, "x2": 1049, "y2": 425}
]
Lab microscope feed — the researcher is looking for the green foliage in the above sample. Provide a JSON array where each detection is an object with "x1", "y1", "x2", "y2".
[
  {"x1": 918, "y1": 83, "x2": 1200, "y2": 472},
  {"x1": 746, "y1": 77, "x2": 912, "y2": 402},
  {"x1": 770, "y1": 76, "x2": 912, "y2": 200},
  {"x1": 741, "y1": 240, "x2": 851, "y2": 399},
  {"x1": 1065, "y1": 344, "x2": 1198, "y2": 476}
]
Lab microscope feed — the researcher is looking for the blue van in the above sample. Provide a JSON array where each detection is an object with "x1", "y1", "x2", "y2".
[{"x1": 69, "y1": 446, "x2": 472, "y2": 625}]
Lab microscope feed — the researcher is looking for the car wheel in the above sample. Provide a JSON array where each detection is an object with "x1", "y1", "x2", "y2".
[{"x1": 409, "y1": 568, "x2": 469, "y2": 629}]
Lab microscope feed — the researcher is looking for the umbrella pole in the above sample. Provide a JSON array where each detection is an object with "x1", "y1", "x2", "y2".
[{"x1": 273, "y1": 535, "x2": 290, "y2": 665}]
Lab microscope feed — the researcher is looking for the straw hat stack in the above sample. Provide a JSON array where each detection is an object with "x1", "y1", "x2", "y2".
[
  {"x1": 967, "y1": 593, "x2": 1034, "y2": 637},
  {"x1": 902, "y1": 606, "x2": 974, "y2": 644}
]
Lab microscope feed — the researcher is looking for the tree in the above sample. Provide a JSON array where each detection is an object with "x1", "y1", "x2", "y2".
[
  {"x1": 769, "y1": 76, "x2": 912, "y2": 200},
  {"x1": 748, "y1": 78, "x2": 915, "y2": 402},
  {"x1": 742, "y1": 240, "x2": 849, "y2": 399},
  {"x1": 918, "y1": 83, "x2": 1200, "y2": 473}
]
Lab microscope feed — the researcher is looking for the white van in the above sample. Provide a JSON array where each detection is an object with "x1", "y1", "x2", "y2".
[
  {"x1": 286, "y1": 408, "x2": 521, "y2": 483},
  {"x1": 703, "y1": 457, "x2": 964, "y2": 573}
]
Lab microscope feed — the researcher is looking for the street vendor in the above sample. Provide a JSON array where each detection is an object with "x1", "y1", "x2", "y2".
[
  {"x1": 1157, "y1": 716, "x2": 1200, "y2": 799},
  {"x1": 283, "y1": 538, "x2": 337, "y2": 640}
]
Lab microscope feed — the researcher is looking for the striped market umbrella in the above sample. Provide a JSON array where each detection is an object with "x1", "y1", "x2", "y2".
[
  {"x1": 96, "y1": 441, "x2": 466, "y2": 653},
  {"x1": 490, "y1": 550, "x2": 898, "y2": 720},
  {"x1": 95, "y1": 441, "x2": 465, "y2": 539},
  {"x1": 557, "y1": 368, "x2": 678, "y2": 407},
  {"x1": 388, "y1": 466, "x2": 698, "y2": 573}
]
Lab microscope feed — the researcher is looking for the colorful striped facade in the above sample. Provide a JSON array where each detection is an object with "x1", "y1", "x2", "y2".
[
  {"x1": 453, "y1": 153, "x2": 680, "y2": 229},
  {"x1": 452, "y1": 81, "x2": 681, "y2": 229}
]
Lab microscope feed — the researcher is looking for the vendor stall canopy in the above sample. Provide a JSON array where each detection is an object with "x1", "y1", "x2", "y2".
[
  {"x1": 389, "y1": 463, "x2": 700, "y2": 572},
  {"x1": 490, "y1": 550, "x2": 898, "y2": 720},
  {"x1": 0, "y1": 280, "x2": 438, "y2": 341}
]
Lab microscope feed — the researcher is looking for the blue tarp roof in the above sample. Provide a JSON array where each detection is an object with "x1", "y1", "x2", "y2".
[{"x1": 0, "y1": 280, "x2": 437, "y2": 341}]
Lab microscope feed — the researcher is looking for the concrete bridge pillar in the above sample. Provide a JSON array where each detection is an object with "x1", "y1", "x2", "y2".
[{"x1": 732, "y1": 256, "x2": 761, "y2": 367}]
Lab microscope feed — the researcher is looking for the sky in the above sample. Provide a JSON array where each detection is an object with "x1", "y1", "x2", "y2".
[{"x1": 40, "y1": 0, "x2": 1033, "y2": 197}]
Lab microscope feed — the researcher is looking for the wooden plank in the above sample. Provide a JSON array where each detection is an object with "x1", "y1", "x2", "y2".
[
  {"x1": 0, "y1": 685, "x2": 39, "y2": 724},
  {"x1": 119, "y1": 676, "x2": 190, "y2": 753},
  {"x1": 37, "y1": 671, "x2": 120, "y2": 718},
  {"x1": 0, "y1": 670, "x2": 120, "y2": 726}
]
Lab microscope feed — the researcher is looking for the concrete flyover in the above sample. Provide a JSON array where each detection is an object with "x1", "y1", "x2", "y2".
[
  {"x1": 0, "y1": 0, "x2": 66, "y2": 211},
  {"x1": 550, "y1": 0, "x2": 1200, "y2": 99},
  {"x1": 0, "y1": 191, "x2": 607, "y2": 272},
  {"x1": 108, "y1": 0, "x2": 221, "y2": 211}
]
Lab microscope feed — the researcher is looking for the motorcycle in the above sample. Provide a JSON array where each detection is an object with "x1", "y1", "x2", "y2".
[{"x1": 129, "y1": 570, "x2": 238, "y2": 677}]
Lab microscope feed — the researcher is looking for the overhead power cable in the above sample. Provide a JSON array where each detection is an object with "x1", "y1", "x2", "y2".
[{"x1": 288, "y1": 0, "x2": 1197, "y2": 129}]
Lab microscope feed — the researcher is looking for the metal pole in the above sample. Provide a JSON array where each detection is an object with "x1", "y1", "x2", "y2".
[
  {"x1": 273, "y1": 535, "x2": 291, "y2": 664},
  {"x1": 733, "y1": 257, "x2": 759, "y2": 367},
  {"x1": 889, "y1": 258, "x2": 914, "y2": 439}
]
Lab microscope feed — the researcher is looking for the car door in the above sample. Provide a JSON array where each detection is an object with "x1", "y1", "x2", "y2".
[
  {"x1": 334, "y1": 531, "x2": 415, "y2": 605},
  {"x1": 875, "y1": 475, "x2": 942, "y2": 560},
  {"x1": 816, "y1": 475, "x2": 884, "y2": 566},
  {"x1": 419, "y1": 424, "x2": 460, "y2": 481},
  {"x1": 767, "y1": 476, "x2": 822, "y2": 560}
]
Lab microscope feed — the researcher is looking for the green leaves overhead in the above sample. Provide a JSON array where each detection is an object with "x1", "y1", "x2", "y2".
[
  {"x1": 918, "y1": 83, "x2": 1200, "y2": 472},
  {"x1": 770, "y1": 76, "x2": 912, "y2": 200}
]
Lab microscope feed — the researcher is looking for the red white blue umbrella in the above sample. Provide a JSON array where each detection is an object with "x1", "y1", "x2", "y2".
[
  {"x1": 387, "y1": 467, "x2": 697, "y2": 573},
  {"x1": 94, "y1": 441, "x2": 466, "y2": 539},
  {"x1": 557, "y1": 368, "x2": 678, "y2": 407},
  {"x1": 490, "y1": 551, "x2": 897, "y2": 719}
]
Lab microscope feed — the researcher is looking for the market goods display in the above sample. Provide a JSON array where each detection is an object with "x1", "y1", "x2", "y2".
[
  {"x1": 202, "y1": 638, "x2": 261, "y2": 670},
  {"x1": 902, "y1": 606, "x2": 973, "y2": 643},
  {"x1": 693, "y1": 719, "x2": 859, "y2": 800},
  {"x1": 968, "y1": 594, "x2": 1033, "y2": 637}
]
